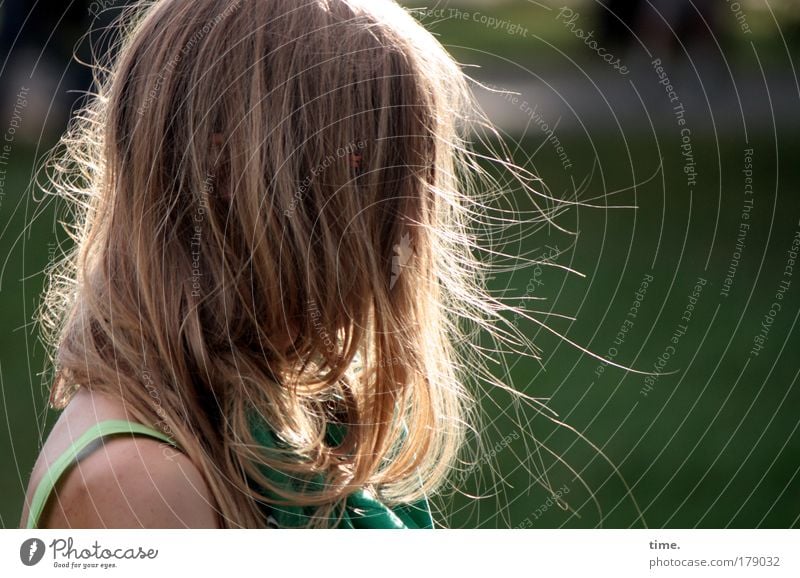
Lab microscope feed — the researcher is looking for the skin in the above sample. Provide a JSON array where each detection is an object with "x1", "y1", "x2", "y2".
[{"x1": 19, "y1": 387, "x2": 220, "y2": 528}]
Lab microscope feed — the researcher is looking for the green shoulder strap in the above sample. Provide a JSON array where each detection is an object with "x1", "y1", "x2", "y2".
[{"x1": 25, "y1": 419, "x2": 178, "y2": 529}]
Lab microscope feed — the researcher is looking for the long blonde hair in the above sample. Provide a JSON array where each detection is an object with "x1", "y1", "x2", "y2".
[{"x1": 38, "y1": 0, "x2": 548, "y2": 527}]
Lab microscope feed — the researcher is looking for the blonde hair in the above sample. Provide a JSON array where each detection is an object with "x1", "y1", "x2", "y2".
[{"x1": 38, "y1": 0, "x2": 549, "y2": 527}]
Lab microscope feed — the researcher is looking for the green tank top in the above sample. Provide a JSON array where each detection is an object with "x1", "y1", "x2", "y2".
[{"x1": 25, "y1": 418, "x2": 434, "y2": 529}]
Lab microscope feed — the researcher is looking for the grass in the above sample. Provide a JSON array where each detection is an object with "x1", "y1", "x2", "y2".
[{"x1": 441, "y1": 130, "x2": 800, "y2": 528}]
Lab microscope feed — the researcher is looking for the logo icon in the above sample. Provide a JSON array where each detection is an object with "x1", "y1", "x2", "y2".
[
  {"x1": 20, "y1": 538, "x2": 46, "y2": 566},
  {"x1": 390, "y1": 231, "x2": 414, "y2": 289}
]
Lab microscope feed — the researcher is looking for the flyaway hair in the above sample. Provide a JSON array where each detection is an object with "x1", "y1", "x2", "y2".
[{"x1": 37, "y1": 0, "x2": 558, "y2": 527}]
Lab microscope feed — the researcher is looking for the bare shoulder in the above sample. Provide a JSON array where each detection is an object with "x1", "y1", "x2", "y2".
[
  {"x1": 23, "y1": 388, "x2": 219, "y2": 529},
  {"x1": 44, "y1": 431, "x2": 220, "y2": 528}
]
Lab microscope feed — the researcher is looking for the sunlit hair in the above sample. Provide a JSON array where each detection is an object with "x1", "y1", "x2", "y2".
[{"x1": 38, "y1": 0, "x2": 554, "y2": 527}]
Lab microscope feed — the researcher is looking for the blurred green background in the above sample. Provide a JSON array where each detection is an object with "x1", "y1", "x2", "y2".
[{"x1": 1, "y1": 0, "x2": 799, "y2": 528}]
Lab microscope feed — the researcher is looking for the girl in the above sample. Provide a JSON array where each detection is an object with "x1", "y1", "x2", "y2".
[{"x1": 21, "y1": 0, "x2": 546, "y2": 528}]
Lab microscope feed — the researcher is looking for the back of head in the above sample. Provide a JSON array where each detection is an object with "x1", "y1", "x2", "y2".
[{"x1": 40, "y1": 0, "x2": 528, "y2": 527}]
